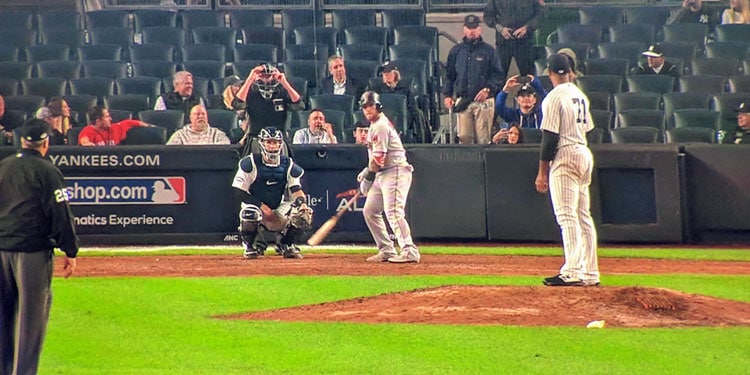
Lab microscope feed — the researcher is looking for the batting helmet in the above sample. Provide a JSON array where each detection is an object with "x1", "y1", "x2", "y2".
[{"x1": 359, "y1": 91, "x2": 382, "y2": 111}]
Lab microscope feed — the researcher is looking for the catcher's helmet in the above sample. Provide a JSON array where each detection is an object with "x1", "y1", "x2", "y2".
[
  {"x1": 359, "y1": 91, "x2": 382, "y2": 111},
  {"x1": 259, "y1": 126, "x2": 284, "y2": 166},
  {"x1": 254, "y1": 63, "x2": 280, "y2": 100}
]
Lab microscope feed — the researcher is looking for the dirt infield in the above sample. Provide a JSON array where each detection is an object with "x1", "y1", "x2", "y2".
[{"x1": 59, "y1": 254, "x2": 750, "y2": 328}]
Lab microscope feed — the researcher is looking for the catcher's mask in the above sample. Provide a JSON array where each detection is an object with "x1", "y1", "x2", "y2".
[
  {"x1": 359, "y1": 91, "x2": 382, "y2": 111},
  {"x1": 259, "y1": 126, "x2": 283, "y2": 166},
  {"x1": 255, "y1": 63, "x2": 280, "y2": 100}
]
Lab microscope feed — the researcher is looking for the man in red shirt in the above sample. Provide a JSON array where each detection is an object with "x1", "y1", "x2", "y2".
[{"x1": 78, "y1": 106, "x2": 148, "y2": 146}]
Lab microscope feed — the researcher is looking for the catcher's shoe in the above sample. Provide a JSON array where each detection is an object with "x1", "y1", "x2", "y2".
[
  {"x1": 388, "y1": 250, "x2": 420, "y2": 264},
  {"x1": 366, "y1": 251, "x2": 396, "y2": 262},
  {"x1": 279, "y1": 244, "x2": 303, "y2": 259},
  {"x1": 243, "y1": 248, "x2": 259, "y2": 259},
  {"x1": 542, "y1": 274, "x2": 583, "y2": 286}
]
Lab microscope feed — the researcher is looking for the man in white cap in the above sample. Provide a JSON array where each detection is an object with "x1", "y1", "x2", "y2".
[
  {"x1": 633, "y1": 44, "x2": 681, "y2": 78},
  {"x1": 730, "y1": 101, "x2": 750, "y2": 144}
]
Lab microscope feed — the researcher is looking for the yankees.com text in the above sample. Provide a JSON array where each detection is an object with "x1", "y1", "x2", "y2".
[{"x1": 50, "y1": 154, "x2": 160, "y2": 167}]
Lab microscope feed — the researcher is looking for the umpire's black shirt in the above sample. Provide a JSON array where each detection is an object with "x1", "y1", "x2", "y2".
[{"x1": 0, "y1": 149, "x2": 78, "y2": 257}]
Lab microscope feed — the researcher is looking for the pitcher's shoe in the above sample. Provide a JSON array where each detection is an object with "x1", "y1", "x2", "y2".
[
  {"x1": 388, "y1": 251, "x2": 420, "y2": 263},
  {"x1": 542, "y1": 274, "x2": 583, "y2": 286},
  {"x1": 366, "y1": 251, "x2": 396, "y2": 262}
]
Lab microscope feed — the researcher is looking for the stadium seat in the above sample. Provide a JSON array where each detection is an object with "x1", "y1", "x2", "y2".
[
  {"x1": 26, "y1": 45, "x2": 69, "y2": 63},
  {"x1": 382, "y1": 9, "x2": 425, "y2": 28},
  {"x1": 678, "y1": 75, "x2": 727, "y2": 95},
  {"x1": 728, "y1": 75, "x2": 750, "y2": 93},
  {"x1": 182, "y1": 44, "x2": 225, "y2": 63},
  {"x1": 133, "y1": 10, "x2": 177, "y2": 34},
  {"x1": 78, "y1": 44, "x2": 122, "y2": 61},
  {"x1": 712, "y1": 93, "x2": 748, "y2": 132},
  {"x1": 0, "y1": 10, "x2": 34, "y2": 30},
  {"x1": 142, "y1": 27, "x2": 185, "y2": 63},
  {"x1": 584, "y1": 58, "x2": 629, "y2": 77},
  {"x1": 116, "y1": 77, "x2": 162, "y2": 101},
  {"x1": 206, "y1": 109, "x2": 239, "y2": 135},
  {"x1": 285, "y1": 44, "x2": 329, "y2": 61},
  {"x1": 181, "y1": 60, "x2": 226, "y2": 80},
  {"x1": 576, "y1": 75, "x2": 623, "y2": 95},
  {"x1": 180, "y1": 10, "x2": 225, "y2": 44},
  {"x1": 578, "y1": 6, "x2": 623, "y2": 29},
  {"x1": 41, "y1": 29, "x2": 85, "y2": 57},
  {"x1": 662, "y1": 92, "x2": 712, "y2": 129},
  {"x1": 282, "y1": 60, "x2": 326, "y2": 92},
  {"x1": 82, "y1": 60, "x2": 128, "y2": 80},
  {"x1": 614, "y1": 92, "x2": 662, "y2": 114},
  {"x1": 662, "y1": 23, "x2": 708, "y2": 44},
  {"x1": 130, "y1": 44, "x2": 174, "y2": 62},
  {"x1": 4, "y1": 95, "x2": 45, "y2": 118},
  {"x1": 714, "y1": 24, "x2": 750, "y2": 43},
  {"x1": 623, "y1": 6, "x2": 670, "y2": 28},
  {"x1": 332, "y1": 9, "x2": 376, "y2": 42},
  {"x1": 70, "y1": 77, "x2": 115, "y2": 99},
  {"x1": 138, "y1": 109, "x2": 184, "y2": 136},
  {"x1": 521, "y1": 128, "x2": 543, "y2": 144},
  {"x1": 0, "y1": 30, "x2": 37, "y2": 61},
  {"x1": 37, "y1": 60, "x2": 81, "y2": 80},
  {"x1": 38, "y1": 10, "x2": 81, "y2": 34},
  {"x1": 626, "y1": 75, "x2": 675, "y2": 94},
  {"x1": 673, "y1": 108, "x2": 721, "y2": 130},
  {"x1": 610, "y1": 127, "x2": 660, "y2": 144},
  {"x1": 590, "y1": 109, "x2": 613, "y2": 142},
  {"x1": 617, "y1": 108, "x2": 665, "y2": 142},
  {"x1": 665, "y1": 127, "x2": 715, "y2": 144},
  {"x1": 587, "y1": 91, "x2": 612, "y2": 111},
  {"x1": 339, "y1": 44, "x2": 384, "y2": 64},
  {"x1": 344, "y1": 26, "x2": 388, "y2": 47},
  {"x1": 691, "y1": 58, "x2": 742, "y2": 77},
  {"x1": 241, "y1": 27, "x2": 285, "y2": 62},
  {"x1": 0, "y1": 62, "x2": 32, "y2": 81},
  {"x1": 586, "y1": 127, "x2": 605, "y2": 144},
  {"x1": 229, "y1": 10, "x2": 274, "y2": 29},
  {"x1": 122, "y1": 126, "x2": 167, "y2": 145},
  {"x1": 192, "y1": 27, "x2": 237, "y2": 62},
  {"x1": 21, "y1": 77, "x2": 66, "y2": 99},
  {"x1": 89, "y1": 28, "x2": 133, "y2": 59},
  {"x1": 608, "y1": 24, "x2": 654, "y2": 44},
  {"x1": 281, "y1": 9, "x2": 325, "y2": 43},
  {"x1": 293, "y1": 27, "x2": 338, "y2": 58},
  {"x1": 0, "y1": 78, "x2": 18, "y2": 96},
  {"x1": 104, "y1": 94, "x2": 150, "y2": 117},
  {"x1": 550, "y1": 23, "x2": 603, "y2": 46},
  {"x1": 704, "y1": 42, "x2": 750, "y2": 61},
  {"x1": 132, "y1": 61, "x2": 177, "y2": 80},
  {"x1": 234, "y1": 44, "x2": 278, "y2": 64},
  {"x1": 85, "y1": 10, "x2": 129, "y2": 29},
  {"x1": 309, "y1": 94, "x2": 355, "y2": 129},
  {"x1": 597, "y1": 42, "x2": 643, "y2": 67}
]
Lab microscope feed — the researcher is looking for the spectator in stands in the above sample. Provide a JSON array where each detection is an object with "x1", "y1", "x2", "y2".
[
  {"x1": 320, "y1": 55, "x2": 364, "y2": 98},
  {"x1": 443, "y1": 14, "x2": 503, "y2": 145},
  {"x1": 167, "y1": 105, "x2": 231, "y2": 145},
  {"x1": 730, "y1": 101, "x2": 750, "y2": 144},
  {"x1": 222, "y1": 75, "x2": 248, "y2": 143},
  {"x1": 632, "y1": 44, "x2": 681, "y2": 78},
  {"x1": 542, "y1": 48, "x2": 583, "y2": 80},
  {"x1": 47, "y1": 97, "x2": 78, "y2": 138},
  {"x1": 78, "y1": 106, "x2": 149, "y2": 147},
  {"x1": 367, "y1": 61, "x2": 430, "y2": 143},
  {"x1": 34, "y1": 107, "x2": 65, "y2": 145},
  {"x1": 292, "y1": 108, "x2": 338, "y2": 144},
  {"x1": 721, "y1": 0, "x2": 750, "y2": 24},
  {"x1": 154, "y1": 71, "x2": 206, "y2": 124},
  {"x1": 484, "y1": 0, "x2": 545, "y2": 77},
  {"x1": 353, "y1": 121, "x2": 369, "y2": 145},
  {"x1": 236, "y1": 63, "x2": 301, "y2": 155},
  {"x1": 494, "y1": 75, "x2": 546, "y2": 130},
  {"x1": 0, "y1": 95, "x2": 25, "y2": 146},
  {"x1": 492, "y1": 122, "x2": 525, "y2": 144},
  {"x1": 668, "y1": 0, "x2": 716, "y2": 27}
]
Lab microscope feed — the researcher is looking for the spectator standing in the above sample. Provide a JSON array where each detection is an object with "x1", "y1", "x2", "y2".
[
  {"x1": 236, "y1": 64, "x2": 302, "y2": 156},
  {"x1": 0, "y1": 95, "x2": 25, "y2": 146},
  {"x1": 78, "y1": 106, "x2": 149, "y2": 146},
  {"x1": 221, "y1": 75, "x2": 248, "y2": 143},
  {"x1": 292, "y1": 108, "x2": 338, "y2": 144},
  {"x1": 0, "y1": 119, "x2": 78, "y2": 375},
  {"x1": 721, "y1": 0, "x2": 750, "y2": 24},
  {"x1": 729, "y1": 101, "x2": 750, "y2": 144},
  {"x1": 633, "y1": 44, "x2": 681, "y2": 78},
  {"x1": 542, "y1": 48, "x2": 583, "y2": 79},
  {"x1": 494, "y1": 75, "x2": 546, "y2": 130},
  {"x1": 668, "y1": 0, "x2": 716, "y2": 26},
  {"x1": 484, "y1": 0, "x2": 545, "y2": 76},
  {"x1": 535, "y1": 53, "x2": 599, "y2": 287},
  {"x1": 166, "y1": 105, "x2": 230, "y2": 145},
  {"x1": 320, "y1": 55, "x2": 364, "y2": 98},
  {"x1": 443, "y1": 14, "x2": 503, "y2": 145},
  {"x1": 34, "y1": 107, "x2": 66, "y2": 145},
  {"x1": 154, "y1": 71, "x2": 206, "y2": 124}
]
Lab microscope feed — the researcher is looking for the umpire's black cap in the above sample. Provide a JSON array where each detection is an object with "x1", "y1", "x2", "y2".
[{"x1": 20, "y1": 119, "x2": 50, "y2": 142}]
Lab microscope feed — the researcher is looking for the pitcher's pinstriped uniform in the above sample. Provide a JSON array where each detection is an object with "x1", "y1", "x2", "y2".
[
  {"x1": 540, "y1": 81, "x2": 600, "y2": 284},
  {"x1": 363, "y1": 112, "x2": 420, "y2": 260}
]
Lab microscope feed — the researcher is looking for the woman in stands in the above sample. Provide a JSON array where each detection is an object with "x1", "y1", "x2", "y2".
[{"x1": 722, "y1": 0, "x2": 750, "y2": 24}]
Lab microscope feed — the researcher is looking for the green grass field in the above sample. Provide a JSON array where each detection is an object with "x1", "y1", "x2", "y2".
[{"x1": 41, "y1": 246, "x2": 750, "y2": 374}]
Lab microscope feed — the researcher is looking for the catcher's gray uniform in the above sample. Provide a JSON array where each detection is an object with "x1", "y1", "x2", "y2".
[
  {"x1": 362, "y1": 111, "x2": 420, "y2": 263},
  {"x1": 540, "y1": 81, "x2": 599, "y2": 284}
]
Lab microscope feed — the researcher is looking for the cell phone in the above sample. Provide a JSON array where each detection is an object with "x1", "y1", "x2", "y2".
[{"x1": 517, "y1": 76, "x2": 531, "y2": 84}]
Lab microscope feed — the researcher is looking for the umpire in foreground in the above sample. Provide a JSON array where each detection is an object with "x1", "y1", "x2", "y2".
[{"x1": 0, "y1": 119, "x2": 78, "y2": 375}]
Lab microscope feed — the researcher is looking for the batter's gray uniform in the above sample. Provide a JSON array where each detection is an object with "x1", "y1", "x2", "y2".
[
  {"x1": 363, "y1": 112, "x2": 420, "y2": 263},
  {"x1": 540, "y1": 81, "x2": 599, "y2": 284}
]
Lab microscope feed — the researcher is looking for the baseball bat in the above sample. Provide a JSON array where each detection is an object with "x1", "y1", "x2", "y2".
[{"x1": 306, "y1": 192, "x2": 361, "y2": 246}]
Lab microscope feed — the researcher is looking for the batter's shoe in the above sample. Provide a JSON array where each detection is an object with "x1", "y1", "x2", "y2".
[
  {"x1": 366, "y1": 252, "x2": 396, "y2": 262},
  {"x1": 279, "y1": 244, "x2": 303, "y2": 259},
  {"x1": 542, "y1": 274, "x2": 583, "y2": 286},
  {"x1": 388, "y1": 251, "x2": 420, "y2": 264}
]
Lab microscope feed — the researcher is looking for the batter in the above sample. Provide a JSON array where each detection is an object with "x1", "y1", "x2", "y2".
[
  {"x1": 358, "y1": 91, "x2": 421, "y2": 263},
  {"x1": 535, "y1": 54, "x2": 600, "y2": 287}
]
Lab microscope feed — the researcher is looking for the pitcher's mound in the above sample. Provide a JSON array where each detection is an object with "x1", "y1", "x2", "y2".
[{"x1": 226, "y1": 286, "x2": 750, "y2": 328}]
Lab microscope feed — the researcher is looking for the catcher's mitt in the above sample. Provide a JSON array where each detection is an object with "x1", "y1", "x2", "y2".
[{"x1": 289, "y1": 204, "x2": 313, "y2": 230}]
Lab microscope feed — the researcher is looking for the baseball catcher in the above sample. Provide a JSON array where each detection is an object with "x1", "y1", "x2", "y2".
[{"x1": 232, "y1": 127, "x2": 312, "y2": 259}]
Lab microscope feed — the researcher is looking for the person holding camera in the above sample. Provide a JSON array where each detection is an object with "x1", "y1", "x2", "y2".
[
  {"x1": 483, "y1": 0, "x2": 545, "y2": 77},
  {"x1": 494, "y1": 74, "x2": 546, "y2": 128},
  {"x1": 443, "y1": 14, "x2": 503, "y2": 145},
  {"x1": 236, "y1": 63, "x2": 302, "y2": 156}
]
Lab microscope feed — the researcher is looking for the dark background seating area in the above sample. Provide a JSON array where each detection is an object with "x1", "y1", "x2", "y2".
[{"x1": 0, "y1": 1, "x2": 747, "y2": 145}]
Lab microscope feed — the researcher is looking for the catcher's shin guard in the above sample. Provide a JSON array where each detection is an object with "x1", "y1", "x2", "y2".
[{"x1": 239, "y1": 205, "x2": 262, "y2": 257}]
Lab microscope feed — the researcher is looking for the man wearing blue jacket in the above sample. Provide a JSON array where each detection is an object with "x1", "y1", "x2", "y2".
[{"x1": 492, "y1": 75, "x2": 546, "y2": 142}]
